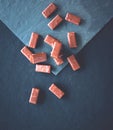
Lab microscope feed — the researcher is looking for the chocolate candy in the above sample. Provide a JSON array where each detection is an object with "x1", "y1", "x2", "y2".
[
  {"x1": 21, "y1": 46, "x2": 32, "y2": 61},
  {"x1": 53, "y1": 57, "x2": 64, "y2": 66},
  {"x1": 42, "y1": 3, "x2": 57, "y2": 18},
  {"x1": 35, "y1": 64, "x2": 51, "y2": 73},
  {"x1": 29, "y1": 88, "x2": 40, "y2": 104},
  {"x1": 30, "y1": 52, "x2": 47, "y2": 64},
  {"x1": 51, "y1": 41, "x2": 62, "y2": 58},
  {"x1": 48, "y1": 15, "x2": 63, "y2": 30},
  {"x1": 67, "y1": 55, "x2": 80, "y2": 71},
  {"x1": 65, "y1": 13, "x2": 81, "y2": 25},
  {"x1": 29, "y1": 32, "x2": 39, "y2": 48},
  {"x1": 67, "y1": 32, "x2": 77, "y2": 48},
  {"x1": 49, "y1": 83, "x2": 64, "y2": 99},
  {"x1": 44, "y1": 35, "x2": 59, "y2": 47}
]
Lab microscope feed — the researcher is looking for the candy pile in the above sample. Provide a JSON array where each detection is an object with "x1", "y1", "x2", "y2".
[{"x1": 20, "y1": 3, "x2": 81, "y2": 104}]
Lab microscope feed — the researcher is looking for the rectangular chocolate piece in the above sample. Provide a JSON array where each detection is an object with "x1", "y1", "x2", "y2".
[
  {"x1": 29, "y1": 88, "x2": 40, "y2": 104},
  {"x1": 29, "y1": 32, "x2": 39, "y2": 48},
  {"x1": 48, "y1": 15, "x2": 63, "y2": 30},
  {"x1": 67, "y1": 32, "x2": 77, "y2": 48},
  {"x1": 65, "y1": 13, "x2": 81, "y2": 25},
  {"x1": 35, "y1": 64, "x2": 51, "y2": 73},
  {"x1": 30, "y1": 52, "x2": 47, "y2": 64},
  {"x1": 49, "y1": 83, "x2": 64, "y2": 99},
  {"x1": 20, "y1": 46, "x2": 32, "y2": 61},
  {"x1": 67, "y1": 55, "x2": 80, "y2": 71},
  {"x1": 53, "y1": 57, "x2": 64, "y2": 66},
  {"x1": 44, "y1": 35, "x2": 58, "y2": 47},
  {"x1": 42, "y1": 3, "x2": 57, "y2": 18},
  {"x1": 51, "y1": 41, "x2": 62, "y2": 58}
]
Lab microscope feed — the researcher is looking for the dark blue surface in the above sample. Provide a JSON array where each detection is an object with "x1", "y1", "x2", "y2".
[{"x1": 0, "y1": 19, "x2": 113, "y2": 130}]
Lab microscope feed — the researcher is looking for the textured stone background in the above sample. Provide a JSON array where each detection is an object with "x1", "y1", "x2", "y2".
[{"x1": 0, "y1": 18, "x2": 113, "y2": 130}]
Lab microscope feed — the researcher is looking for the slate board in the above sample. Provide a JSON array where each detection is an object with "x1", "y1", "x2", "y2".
[
  {"x1": 1, "y1": 19, "x2": 113, "y2": 130},
  {"x1": 0, "y1": 0, "x2": 113, "y2": 75}
]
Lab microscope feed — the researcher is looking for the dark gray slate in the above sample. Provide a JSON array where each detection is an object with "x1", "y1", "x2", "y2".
[
  {"x1": 0, "y1": 0, "x2": 113, "y2": 75},
  {"x1": 0, "y1": 18, "x2": 113, "y2": 130}
]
